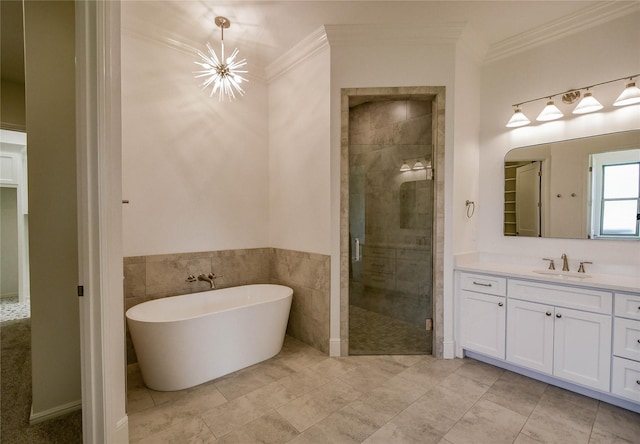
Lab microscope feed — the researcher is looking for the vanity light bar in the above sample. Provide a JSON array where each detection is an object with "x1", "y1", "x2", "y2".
[
  {"x1": 506, "y1": 74, "x2": 640, "y2": 128},
  {"x1": 400, "y1": 158, "x2": 432, "y2": 172}
]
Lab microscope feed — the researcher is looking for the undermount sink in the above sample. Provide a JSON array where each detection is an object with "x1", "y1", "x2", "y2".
[{"x1": 533, "y1": 269, "x2": 592, "y2": 279}]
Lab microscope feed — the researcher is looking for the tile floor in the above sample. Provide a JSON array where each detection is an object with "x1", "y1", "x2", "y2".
[
  {"x1": 127, "y1": 336, "x2": 640, "y2": 444},
  {"x1": 0, "y1": 296, "x2": 30, "y2": 322},
  {"x1": 349, "y1": 305, "x2": 432, "y2": 355}
]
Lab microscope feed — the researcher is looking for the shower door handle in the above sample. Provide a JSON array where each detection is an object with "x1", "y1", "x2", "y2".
[{"x1": 354, "y1": 238, "x2": 361, "y2": 262}]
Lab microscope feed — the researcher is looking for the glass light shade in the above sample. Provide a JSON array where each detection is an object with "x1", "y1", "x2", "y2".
[
  {"x1": 400, "y1": 162, "x2": 411, "y2": 172},
  {"x1": 613, "y1": 82, "x2": 640, "y2": 107},
  {"x1": 572, "y1": 92, "x2": 603, "y2": 114},
  {"x1": 506, "y1": 108, "x2": 530, "y2": 127},
  {"x1": 536, "y1": 100, "x2": 563, "y2": 121},
  {"x1": 412, "y1": 160, "x2": 425, "y2": 170}
]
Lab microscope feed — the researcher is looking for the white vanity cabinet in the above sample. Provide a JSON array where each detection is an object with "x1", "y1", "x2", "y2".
[
  {"x1": 458, "y1": 273, "x2": 507, "y2": 360},
  {"x1": 611, "y1": 293, "x2": 640, "y2": 403},
  {"x1": 456, "y1": 269, "x2": 640, "y2": 412},
  {"x1": 507, "y1": 279, "x2": 612, "y2": 391}
]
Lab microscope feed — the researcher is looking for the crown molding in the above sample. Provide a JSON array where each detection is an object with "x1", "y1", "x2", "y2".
[
  {"x1": 265, "y1": 26, "x2": 329, "y2": 82},
  {"x1": 265, "y1": 22, "x2": 475, "y2": 83},
  {"x1": 485, "y1": 1, "x2": 640, "y2": 64},
  {"x1": 324, "y1": 22, "x2": 468, "y2": 46}
]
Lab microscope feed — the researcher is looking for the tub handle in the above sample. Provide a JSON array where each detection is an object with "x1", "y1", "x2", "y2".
[{"x1": 185, "y1": 274, "x2": 197, "y2": 283}]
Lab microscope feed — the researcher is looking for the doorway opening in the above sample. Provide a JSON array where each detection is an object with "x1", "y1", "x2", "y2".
[{"x1": 0, "y1": 129, "x2": 30, "y2": 322}]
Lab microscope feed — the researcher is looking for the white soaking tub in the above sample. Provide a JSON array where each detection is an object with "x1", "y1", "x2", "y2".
[{"x1": 126, "y1": 284, "x2": 293, "y2": 391}]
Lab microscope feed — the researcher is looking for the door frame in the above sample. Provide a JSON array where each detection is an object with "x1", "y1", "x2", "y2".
[
  {"x1": 339, "y1": 86, "x2": 446, "y2": 358},
  {"x1": 76, "y1": 1, "x2": 128, "y2": 442}
]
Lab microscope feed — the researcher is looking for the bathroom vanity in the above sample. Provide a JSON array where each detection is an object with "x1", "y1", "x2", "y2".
[{"x1": 455, "y1": 263, "x2": 640, "y2": 413}]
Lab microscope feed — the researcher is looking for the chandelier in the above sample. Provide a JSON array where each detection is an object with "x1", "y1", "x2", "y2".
[{"x1": 194, "y1": 16, "x2": 248, "y2": 101}]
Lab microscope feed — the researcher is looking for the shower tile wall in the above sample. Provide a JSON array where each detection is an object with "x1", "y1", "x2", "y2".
[
  {"x1": 349, "y1": 100, "x2": 433, "y2": 327},
  {"x1": 124, "y1": 248, "x2": 330, "y2": 363}
]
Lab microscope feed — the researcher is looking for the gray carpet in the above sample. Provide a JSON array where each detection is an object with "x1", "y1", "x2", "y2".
[{"x1": 1, "y1": 318, "x2": 82, "y2": 443}]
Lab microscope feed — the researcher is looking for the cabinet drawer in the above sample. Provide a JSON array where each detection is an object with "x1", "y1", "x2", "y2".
[
  {"x1": 508, "y1": 279, "x2": 612, "y2": 314},
  {"x1": 460, "y1": 273, "x2": 506, "y2": 296},
  {"x1": 614, "y1": 318, "x2": 640, "y2": 361},
  {"x1": 615, "y1": 293, "x2": 640, "y2": 321},
  {"x1": 611, "y1": 357, "x2": 640, "y2": 403}
]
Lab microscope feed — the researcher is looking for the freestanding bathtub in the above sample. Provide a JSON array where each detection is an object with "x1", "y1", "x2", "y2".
[{"x1": 126, "y1": 284, "x2": 293, "y2": 391}]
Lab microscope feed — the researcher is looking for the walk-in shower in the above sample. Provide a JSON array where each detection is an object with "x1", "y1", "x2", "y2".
[{"x1": 347, "y1": 97, "x2": 435, "y2": 355}]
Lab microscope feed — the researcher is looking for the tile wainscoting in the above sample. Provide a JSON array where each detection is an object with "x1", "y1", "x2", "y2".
[{"x1": 124, "y1": 248, "x2": 330, "y2": 364}]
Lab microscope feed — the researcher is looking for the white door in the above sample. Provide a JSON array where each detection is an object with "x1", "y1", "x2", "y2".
[
  {"x1": 506, "y1": 299, "x2": 554, "y2": 374},
  {"x1": 515, "y1": 162, "x2": 541, "y2": 237},
  {"x1": 553, "y1": 307, "x2": 611, "y2": 391},
  {"x1": 460, "y1": 290, "x2": 506, "y2": 359}
]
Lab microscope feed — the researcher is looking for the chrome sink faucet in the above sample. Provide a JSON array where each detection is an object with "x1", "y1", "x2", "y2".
[{"x1": 561, "y1": 253, "x2": 570, "y2": 272}]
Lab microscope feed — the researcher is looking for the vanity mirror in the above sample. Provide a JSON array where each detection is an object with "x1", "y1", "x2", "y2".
[{"x1": 504, "y1": 130, "x2": 640, "y2": 239}]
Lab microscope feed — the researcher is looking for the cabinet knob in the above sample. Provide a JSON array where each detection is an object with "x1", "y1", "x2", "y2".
[
  {"x1": 556, "y1": 313, "x2": 562, "y2": 318},
  {"x1": 498, "y1": 302, "x2": 504, "y2": 307},
  {"x1": 637, "y1": 380, "x2": 640, "y2": 385},
  {"x1": 546, "y1": 311, "x2": 552, "y2": 316}
]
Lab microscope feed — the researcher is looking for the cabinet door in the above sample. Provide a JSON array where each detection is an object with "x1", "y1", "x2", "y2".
[
  {"x1": 507, "y1": 299, "x2": 554, "y2": 374},
  {"x1": 460, "y1": 290, "x2": 506, "y2": 359},
  {"x1": 553, "y1": 307, "x2": 612, "y2": 391}
]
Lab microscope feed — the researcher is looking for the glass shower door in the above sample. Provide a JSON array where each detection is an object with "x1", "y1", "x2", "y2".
[{"x1": 348, "y1": 99, "x2": 433, "y2": 355}]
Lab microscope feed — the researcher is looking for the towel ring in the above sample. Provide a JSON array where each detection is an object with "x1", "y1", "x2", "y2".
[{"x1": 465, "y1": 200, "x2": 475, "y2": 218}]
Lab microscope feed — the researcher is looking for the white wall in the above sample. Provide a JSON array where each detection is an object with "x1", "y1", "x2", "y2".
[
  {"x1": 121, "y1": 2, "x2": 269, "y2": 257},
  {"x1": 478, "y1": 12, "x2": 640, "y2": 272},
  {"x1": 24, "y1": 0, "x2": 81, "y2": 418},
  {"x1": 452, "y1": 37, "x2": 482, "y2": 255},
  {"x1": 268, "y1": 47, "x2": 331, "y2": 254}
]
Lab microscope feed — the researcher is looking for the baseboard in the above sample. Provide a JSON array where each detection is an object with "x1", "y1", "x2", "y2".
[
  {"x1": 329, "y1": 338, "x2": 341, "y2": 357},
  {"x1": 442, "y1": 340, "x2": 456, "y2": 359},
  {"x1": 30, "y1": 399, "x2": 82, "y2": 425},
  {"x1": 0, "y1": 292, "x2": 19, "y2": 299},
  {"x1": 113, "y1": 415, "x2": 129, "y2": 444}
]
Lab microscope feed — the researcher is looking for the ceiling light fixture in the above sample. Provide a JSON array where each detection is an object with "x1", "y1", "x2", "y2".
[
  {"x1": 613, "y1": 80, "x2": 640, "y2": 107},
  {"x1": 194, "y1": 16, "x2": 248, "y2": 101},
  {"x1": 506, "y1": 73, "x2": 639, "y2": 128}
]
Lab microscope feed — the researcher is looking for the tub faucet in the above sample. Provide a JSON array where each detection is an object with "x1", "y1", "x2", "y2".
[
  {"x1": 561, "y1": 253, "x2": 570, "y2": 272},
  {"x1": 198, "y1": 273, "x2": 216, "y2": 289}
]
